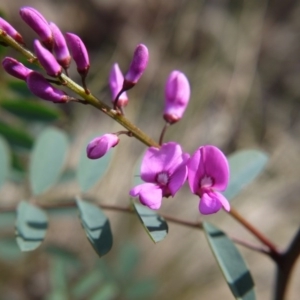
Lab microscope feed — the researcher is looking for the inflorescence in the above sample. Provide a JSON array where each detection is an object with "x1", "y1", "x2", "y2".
[{"x1": 0, "y1": 6, "x2": 230, "y2": 215}]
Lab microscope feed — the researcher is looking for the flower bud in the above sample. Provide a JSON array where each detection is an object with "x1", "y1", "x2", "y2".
[
  {"x1": 34, "y1": 39, "x2": 62, "y2": 77},
  {"x1": 86, "y1": 134, "x2": 119, "y2": 160},
  {"x1": 109, "y1": 63, "x2": 128, "y2": 107},
  {"x1": 124, "y1": 44, "x2": 148, "y2": 90},
  {"x1": 0, "y1": 17, "x2": 25, "y2": 45},
  {"x1": 65, "y1": 32, "x2": 89, "y2": 75},
  {"x1": 2, "y1": 57, "x2": 32, "y2": 80},
  {"x1": 49, "y1": 22, "x2": 71, "y2": 70},
  {"x1": 164, "y1": 70, "x2": 190, "y2": 124},
  {"x1": 26, "y1": 71, "x2": 68, "y2": 103},
  {"x1": 19, "y1": 6, "x2": 53, "y2": 50}
]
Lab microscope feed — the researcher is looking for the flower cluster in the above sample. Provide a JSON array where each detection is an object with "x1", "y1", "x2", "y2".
[
  {"x1": 130, "y1": 143, "x2": 230, "y2": 215},
  {"x1": 1, "y1": 6, "x2": 90, "y2": 102},
  {"x1": 0, "y1": 6, "x2": 230, "y2": 215}
]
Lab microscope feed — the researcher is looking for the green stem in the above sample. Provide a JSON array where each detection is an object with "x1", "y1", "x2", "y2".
[{"x1": 0, "y1": 30, "x2": 159, "y2": 148}]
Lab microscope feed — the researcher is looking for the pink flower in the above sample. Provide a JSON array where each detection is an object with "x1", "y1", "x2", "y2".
[
  {"x1": 86, "y1": 134, "x2": 119, "y2": 159},
  {"x1": 130, "y1": 142, "x2": 189, "y2": 210},
  {"x1": 0, "y1": 17, "x2": 25, "y2": 45},
  {"x1": 109, "y1": 63, "x2": 128, "y2": 107},
  {"x1": 188, "y1": 145, "x2": 230, "y2": 215},
  {"x1": 124, "y1": 44, "x2": 149, "y2": 90},
  {"x1": 164, "y1": 70, "x2": 190, "y2": 124},
  {"x1": 49, "y1": 22, "x2": 71, "y2": 70},
  {"x1": 2, "y1": 57, "x2": 32, "y2": 80},
  {"x1": 26, "y1": 71, "x2": 68, "y2": 103},
  {"x1": 65, "y1": 32, "x2": 89, "y2": 75},
  {"x1": 34, "y1": 39, "x2": 62, "y2": 77},
  {"x1": 19, "y1": 6, "x2": 53, "y2": 50}
]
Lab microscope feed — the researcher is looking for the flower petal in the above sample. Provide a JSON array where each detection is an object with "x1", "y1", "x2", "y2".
[
  {"x1": 214, "y1": 191, "x2": 230, "y2": 212},
  {"x1": 129, "y1": 183, "x2": 145, "y2": 197},
  {"x1": 168, "y1": 156, "x2": 189, "y2": 196},
  {"x1": 86, "y1": 134, "x2": 119, "y2": 160},
  {"x1": 130, "y1": 183, "x2": 162, "y2": 210},
  {"x1": 187, "y1": 149, "x2": 203, "y2": 194},
  {"x1": 141, "y1": 142, "x2": 183, "y2": 182},
  {"x1": 201, "y1": 145, "x2": 229, "y2": 191},
  {"x1": 199, "y1": 192, "x2": 222, "y2": 215}
]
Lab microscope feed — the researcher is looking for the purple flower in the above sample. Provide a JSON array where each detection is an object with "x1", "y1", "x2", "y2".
[
  {"x1": 34, "y1": 39, "x2": 62, "y2": 77},
  {"x1": 19, "y1": 6, "x2": 53, "y2": 50},
  {"x1": 65, "y1": 32, "x2": 89, "y2": 75},
  {"x1": 49, "y1": 22, "x2": 71, "y2": 70},
  {"x1": 86, "y1": 134, "x2": 119, "y2": 159},
  {"x1": 124, "y1": 44, "x2": 149, "y2": 89},
  {"x1": 164, "y1": 70, "x2": 190, "y2": 124},
  {"x1": 109, "y1": 63, "x2": 128, "y2": 107},
  {"x1": 130, "y1": 142, "x2": 189, "y2": 210},
  {"x1": 0, "y1": 17, "x2": 25, "y2": 45},
  {"x1": 2, "y1": 57, "x2": 32, "y2": 80},
  {"x1": 26, "y1": 71, "x2": 68, "y2": 103},
  {"x1": 187, "y1": 145, "x2": 230, "y2": 215}
]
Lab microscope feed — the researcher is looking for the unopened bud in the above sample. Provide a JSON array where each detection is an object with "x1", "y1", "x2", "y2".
[
  {"x1": 65, "y1": 32, "x2": 89, "y2": 75},
  {"x1": 109, "y1": 63, "x2": 128, "y2": 107},
  {"x1": 0, "y1": 17, "x2": 25, "y2": 45},
  {"x1": 2, "y1": 57, "x2": 32, "y2": 80},
  {"x1": 124, "y1": 44, "x2": 148, "y2": 90},
  {"x1": 19, "y1": 6, "x2": 53, "y2": 50},
  {"x1": 34, "y1": 39, "x2": 62, "y2": 77},
  {"x1": 86, "y1": 134, "x2": 119, "y2": 160},
  {"x1": 164, "y1": 70, "x2": 190, "y2": 124},
  {"x1": 49, "y1": 22, "x2": 71, "y2": 70},
  {"x1": 26, "y1": 71, "x2": 68, "y2": 103}
]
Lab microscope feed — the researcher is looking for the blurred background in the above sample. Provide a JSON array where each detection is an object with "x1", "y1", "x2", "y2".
[{"x1": 0, "y1": 0, "x2": 299, "y2": 299}]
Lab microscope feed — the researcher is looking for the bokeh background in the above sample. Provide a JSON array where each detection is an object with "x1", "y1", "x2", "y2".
[{"x1": 0, "y1": 0, "x2": 299, "y2": 299}]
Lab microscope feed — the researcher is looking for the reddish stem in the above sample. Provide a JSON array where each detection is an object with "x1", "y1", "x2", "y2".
[
  {"x1": 159, "y1": 122, "x2": 170, "y2": 145},
  {"x1": 229, "y1": 208, "x2": 280, "y2": 260},
  {"x1": 0, "y1": 201, "x2": 271, "y2": 255}
]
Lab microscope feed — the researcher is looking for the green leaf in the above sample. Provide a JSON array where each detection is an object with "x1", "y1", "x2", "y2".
[
  {"x1": 46, "y1": 258, "x2": 69, "y2": 300},
  {"x1": 9, "y1": 151, "x2": 26, "y2": 183},
  {"x1": 223, "y1": 150, "x2": 269, "y2": 200},
  {"x1": 46, "y1": 246, "x2": 80, "y2": 267},
  {"x1": 58, "y1": 170, "x2": 76, "y2": 184},
  {"x1": 0, "y1": 238, "x2": 22, "y2": 260},
  {"x1": 0, "y1": 121, "x2": 34, "y2": 149},
  {"x1": 132, "y1": 201, "x2": 168, "y2": 243},
  {"x1": 1, "y1": 99, "x2": 64, "y2": 122},
  {"x1": 29, "y1": 127, "x2": 68, "y2": 195},
  {"x1": 77, "y1": 134, "x2": 114, "y2": 192},
  {"x1": 125, "y1": 279, "x2": 156, "y2": 299},
  {"x1": 11, "y1": 150, "x2": 25, "y2": 172},
  {"x1": 76, "y1": 198, "x2": 113, "y2": 257},
  {"x1": 0, "y1": 210, "x2": 15, "y2": 227},
  {"x1": 48, "y1": 205, "x2": 78, "y2": 217},
  {"x1": 116, "y1": 243, "x2": 139, "y2": 278},
  {"x1": 15, "y1": 201, "x2": 48, "y2": 252},
  {"x1": 8, "y1": 80, "x2": 33, "y2": 98},
  {"x1": 0, "y1": 135, "x2": 10, "y2": 188},
  {"x1": 72, "y1": 270, "x2": 103, "y2": 299},
  {"x1": 203, "y1": 222, "x2": 256, "y2": 300},
  {"x1": 90, "y1": 283, "x2": 119, "y2": 300}
]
